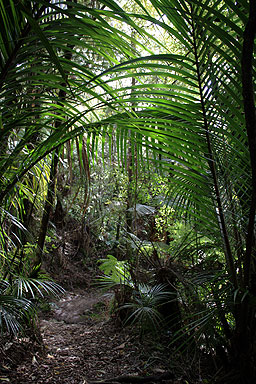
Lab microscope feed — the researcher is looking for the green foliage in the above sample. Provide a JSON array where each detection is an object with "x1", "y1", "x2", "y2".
[
  {"x1": 0, "y1": 279, "x2": 35, "y2": 336},
  {"x1": 0, "y1": 275, "x2": 64, "y2": 337},
  {"x1": 14, "y1": 275, "x2": 65, "y2": 299},
  {"x1": 0, "y1": 0, "x2": 255, "y2": 379},
  {"x1": 122, "y1": 283, "x2": 174, "y2": 333},
  {"x1": 97, "y1": 255, "x2": 133, "y2": 287},
  {"x1": 154, "y1": 205, "x2": 175, "y2": 241},
  {"x1": 138, "y1": 174, "x2": 170, "y2": 205},
  {"x1": 97, "y1": 253, "x2": 175, "y2": 335}
]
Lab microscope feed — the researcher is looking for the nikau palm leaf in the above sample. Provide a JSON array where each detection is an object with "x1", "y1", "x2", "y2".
[
  {"x1": 93, "y1": 0, "x2": 253, "y2": 288},
  {"x1": 106, "y1": 1, "x2": 254, "y2": 380},
  {"x1": 0, "y1": 279, "x2": 35, "y2": 336},
  {"x1": 0, "y1": 0, "x2": 139, "y2": 203}
]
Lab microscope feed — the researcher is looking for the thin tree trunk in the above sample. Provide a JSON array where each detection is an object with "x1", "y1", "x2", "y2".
[
  {"x1": 126, "y1": 144, "x2": 133, "y2": 232},
  {"x1": 190, "y1": 9, "x2": 237, "y2": 289},
  {"x1": 34, "y1": 147, "x2": 60, "y2": 268},
  {"x1": 34, "y1": 2, "x2": 76, "y2": 268}
]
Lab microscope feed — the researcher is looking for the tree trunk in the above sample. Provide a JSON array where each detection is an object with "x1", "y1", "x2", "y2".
[
  {"x1": 34, "y1": 147, "x2": 60, "y2": 268},
  {"x1": 229, "y1": 1, "x2": 256, "y2": 382},
  {"x1": 33, "y1": 5, "x2": 75, "y2": 269}
]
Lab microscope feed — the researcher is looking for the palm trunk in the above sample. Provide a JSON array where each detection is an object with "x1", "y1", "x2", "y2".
[
  {"x1": 190, "y1": 10, "x2": 237, "y2": 289},
  {"x1": 230, "y1": 1, "x2": 256, "y2": 382}
]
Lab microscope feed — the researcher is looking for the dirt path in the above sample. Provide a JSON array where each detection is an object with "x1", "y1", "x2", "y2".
[{"x1": 3, "y1": 290, "x2": 174, "y2": 384}]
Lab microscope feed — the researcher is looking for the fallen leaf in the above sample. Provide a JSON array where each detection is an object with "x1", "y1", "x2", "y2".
[
  {"x1": 153, "y1": 368, "x2": 166, "y2": 374},
  {"x1": 114, "y1": 343, "x2": 126, "y2": 350}
]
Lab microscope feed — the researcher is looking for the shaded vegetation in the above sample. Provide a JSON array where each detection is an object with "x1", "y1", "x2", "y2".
[{"x1": 0, "y1": 0, "x2": 256, "y2": 383}]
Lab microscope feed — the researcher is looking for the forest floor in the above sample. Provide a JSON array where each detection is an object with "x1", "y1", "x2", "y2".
[
  {"x1": 1, "y1": 287, "x2": 187, "y2": 384},
  {"x1": 0, "y1": 230, "x2": 210, "y2": 384}
]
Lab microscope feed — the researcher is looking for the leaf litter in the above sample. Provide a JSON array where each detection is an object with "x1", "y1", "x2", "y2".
[{"x1": 0, "y1": 289, "x2": 177, "y2": 384}]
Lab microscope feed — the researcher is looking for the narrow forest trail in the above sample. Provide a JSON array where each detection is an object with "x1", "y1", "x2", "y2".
[{"x1": 5, "y1": 289, "x2": 178, "y2": 384}]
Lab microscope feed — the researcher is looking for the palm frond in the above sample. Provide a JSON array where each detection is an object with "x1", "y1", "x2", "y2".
[
  {"x1": 0, "y1": 279, "x2": 36, "y2": 336},
  {"x1": 14, "y1": 275, "x2": 65, "y2": 299}
]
